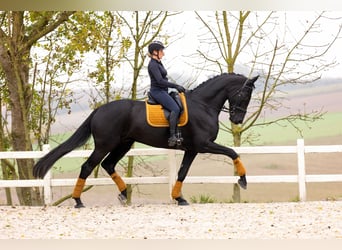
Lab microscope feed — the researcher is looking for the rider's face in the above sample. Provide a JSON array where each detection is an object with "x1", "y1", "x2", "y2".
[
  {"x1": 153, "y1": 49, "x2": 164, "y2": 60},
  {"x1": 157, "y1": 49, "x2": 164, "y2": 59}
]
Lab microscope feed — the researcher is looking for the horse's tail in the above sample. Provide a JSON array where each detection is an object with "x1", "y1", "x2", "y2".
[{"x1": 33, "y1": 109, "x2": 97, "y2": 179}]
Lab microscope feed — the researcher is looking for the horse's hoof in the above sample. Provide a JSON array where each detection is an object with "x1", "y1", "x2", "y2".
[
  {"x1": 74, "y1": 203, "x2": 85, "y2": 208},
  {"x1": 73, "y1": 198, "x2": 85, "y2": 208},
  {"x1": 175, "y1": 197, "x2": 189, "y2": 206},
  {"x1": 238, "y1": 175, "x2": 247, "y2": 189},
  {"x1": 118, "y1": 193, "x2": 128, "y2": 206}
]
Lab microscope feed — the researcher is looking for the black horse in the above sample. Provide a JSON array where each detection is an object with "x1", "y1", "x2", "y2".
[{"x1": 33, "y1": 72, "x2": 258, "y2": 207}]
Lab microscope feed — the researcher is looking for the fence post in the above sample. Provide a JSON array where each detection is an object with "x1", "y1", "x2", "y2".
[
  {"x1": 297, "y1": 139, "x2": 307, "y2": 201},
  {"x1": 42, "y1": 144, "x2": 52, "y2": 205},
  {"x1": 168, "y1": 150, "x2": 177, "y2": 202}
]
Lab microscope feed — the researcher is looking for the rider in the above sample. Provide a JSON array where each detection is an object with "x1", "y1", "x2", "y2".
[{"x1": 147, "y1": 41, "x2": 186, "y2": 147}]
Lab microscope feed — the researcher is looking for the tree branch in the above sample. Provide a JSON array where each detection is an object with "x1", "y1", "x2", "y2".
[{"x1": 20, "y1": 11, "x2": 75, "y2": 53}]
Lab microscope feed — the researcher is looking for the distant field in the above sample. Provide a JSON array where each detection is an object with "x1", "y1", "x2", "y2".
[
  {"x1": 216, "y1": 112, "x2": 342, "y2": 146},
  {"x1": 51, "y1": 112, "x2": 342, "y2": 146},
  {"x1": 46, "y1": 111, "x2": 342, "y2": 175}
]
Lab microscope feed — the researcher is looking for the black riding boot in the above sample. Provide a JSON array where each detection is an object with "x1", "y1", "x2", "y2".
[{"x1": 168, "y1": 111, "x2": 182, "y2": 147}]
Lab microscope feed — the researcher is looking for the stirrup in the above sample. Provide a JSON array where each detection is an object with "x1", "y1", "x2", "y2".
[
  {"x1": 176, "y1": 130, "x2": 183, "y2": 145},
  {"x1": 176, "y1": 137, "x2": 183, "y2": 145},
  {"x1": 168, "y1": 136, "x2": 178, "y2": 147},
  {"x1": 168, "y1": 136, "x2": 183, "y2": 147}
]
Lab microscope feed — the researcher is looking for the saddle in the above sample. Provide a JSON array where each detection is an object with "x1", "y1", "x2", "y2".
[{"x1": 145, "y1": 92, "x2": 188, "y2": 127}]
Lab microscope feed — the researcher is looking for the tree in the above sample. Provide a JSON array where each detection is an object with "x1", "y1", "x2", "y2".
[
  {"x1": 0, "y1": 11, "x2": 75, "y2": 205},
  {"x1": 87, "y1": 12, "x2": 130, "y2": 106},
  {"x1": 49, "y1": 11, "x2": 173, "y2": 205},
  {"x1": 0, "y1": 69, "x2": 14, "y2": 205},
  {"x1": 114, "y1": 11, "x2": 180, "y2": 204},
  {"x1": 29, "y1": 11, "x2": 121, "y2": 206},
  {"x1": 49, "y1": 11, "x2": 132, "y2": 206},
  {"x1": 195, "y1": 11, "x2": 341, "y2": 202}
]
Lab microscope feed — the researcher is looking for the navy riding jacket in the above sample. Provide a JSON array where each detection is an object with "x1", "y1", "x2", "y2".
[{"x1": 148, "y1": 58, "x2": 179, "y2": 91}]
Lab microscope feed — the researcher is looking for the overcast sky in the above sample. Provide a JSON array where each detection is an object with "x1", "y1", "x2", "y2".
[{"x1": 163, "y1": 11, "x2": 342, "y2": 83}]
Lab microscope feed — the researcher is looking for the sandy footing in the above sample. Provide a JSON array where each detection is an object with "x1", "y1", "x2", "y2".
[{"x1": 0, "y1": 201, "x2": 341, "y2": 239}]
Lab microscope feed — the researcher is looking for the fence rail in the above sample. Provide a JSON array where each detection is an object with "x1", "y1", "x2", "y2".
[{"x1": 0, "y1": 139, "x2": 341, "y2": 205}]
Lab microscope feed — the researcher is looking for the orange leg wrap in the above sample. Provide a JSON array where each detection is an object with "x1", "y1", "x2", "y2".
[
  {"x1": 171, "y1": 181, "x2": 183, "y2": 199},
  {"x1": 72, "y1": 178, "x2": 86, "y2": 198},
  {"x1": 111, "y1": 172, "x2": 127, "y2": 192},
  {"x1": 233, "y1": 157, "x2": 246, "y2": 176}
]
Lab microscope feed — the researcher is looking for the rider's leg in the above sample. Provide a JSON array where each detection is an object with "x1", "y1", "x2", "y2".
[
  {"x1": 168, "y1": 110, "x2": 179, "y2": 146},
  {"x1": 149, "y1": 90, "x2": 182, "y2": 146}
]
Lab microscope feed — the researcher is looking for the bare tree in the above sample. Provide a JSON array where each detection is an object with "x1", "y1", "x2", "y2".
[
  {"x1": 114, "y1": 11, "x2": 181, "y2": 204},
  {"x1": 195, "y1": 11, "x2": 341, "y2": 202}
]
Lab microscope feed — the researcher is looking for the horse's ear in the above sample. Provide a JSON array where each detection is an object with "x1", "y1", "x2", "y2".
[
  {"x1": 251, "y1": 75, "x2": 259, "y2": 83},
  {"x1": 249, "y1": 75, "x2": 259, "y2": 88}
]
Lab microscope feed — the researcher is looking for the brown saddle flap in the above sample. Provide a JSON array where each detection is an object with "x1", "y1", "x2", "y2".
[{"x1": 145, "y1": 92, "x2": 188, "y2": 127}]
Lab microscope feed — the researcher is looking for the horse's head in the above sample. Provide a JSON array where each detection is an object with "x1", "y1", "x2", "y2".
[{"x1": 228, "y1": 75, "x2": 258, "y2": 124}]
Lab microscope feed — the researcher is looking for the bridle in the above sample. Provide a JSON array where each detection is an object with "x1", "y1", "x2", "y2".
[{"x1": 222, "y1": 79, "x2": 253, "y2": 115}]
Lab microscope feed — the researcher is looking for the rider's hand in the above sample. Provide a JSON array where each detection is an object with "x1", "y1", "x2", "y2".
[{"x1": 175, "y1": 85, "x2": 186, "y2": 93}]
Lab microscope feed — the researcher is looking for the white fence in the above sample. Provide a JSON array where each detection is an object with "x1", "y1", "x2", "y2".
[{"x1": 0, "y1": 139, "x2": 341, "y2": 205}]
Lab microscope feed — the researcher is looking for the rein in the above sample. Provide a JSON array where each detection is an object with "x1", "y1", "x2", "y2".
[{"x1": 190, "y1": 97, "x2": 223, "y2": 113}]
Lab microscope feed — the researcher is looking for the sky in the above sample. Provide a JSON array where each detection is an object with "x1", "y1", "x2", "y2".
[
  {"x1": 64, "y1": 11, "x2": 342, "y2": 92},
  {"x1": 163, "y1": 11, "x2": 342, "y2": 84}
]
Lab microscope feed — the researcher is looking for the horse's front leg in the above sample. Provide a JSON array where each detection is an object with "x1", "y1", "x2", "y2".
[
  {"x1": 201, "y1": 141, "x2": 247, "y2": 189},
  {"x1": 171, "y1": 150, "x2": 197, "y2": 206}
]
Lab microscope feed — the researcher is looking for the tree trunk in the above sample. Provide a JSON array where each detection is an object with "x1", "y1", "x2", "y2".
[
  {"x1": 0, "y1": 28, "x2": 42, "y2": 206},
  {"x1": 0, "y1": 108, "x2": 13, "y2": 205},
  {"x1": 126, "y1": 154, "x2": 134, "y2": 205},
  {"x1": 231, "y1": 122, "x2": 242, "y2": 202},
  {"x1": 126, "y1": 39, "x2": 141, "y2": 204}
]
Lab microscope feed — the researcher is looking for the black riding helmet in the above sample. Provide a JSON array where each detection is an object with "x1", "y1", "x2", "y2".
[{"x1": 148, "y1": 41, "x2": 165, "y2": 54}]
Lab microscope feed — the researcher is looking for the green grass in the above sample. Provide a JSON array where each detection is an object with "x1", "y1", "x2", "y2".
[
  {"x1": 216, "y1": 112, "x2": 342, "y2": 146},
  {"x1": 50, "y1": 112, "x2": 342, "y2": 147},
  {"x1": 253, "y1": 112, "x2": 342, "y2": 144},
  {"x1": 46, "y1": 133, "x2": 168, "y2": 174},
  {"x1": 190, "y1": 194, "x2": 216, "y2": 204}
]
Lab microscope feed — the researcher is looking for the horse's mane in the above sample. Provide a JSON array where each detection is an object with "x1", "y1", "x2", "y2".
[{"x1": 190, "y1": 72, "x2": 246, "y2": 92}]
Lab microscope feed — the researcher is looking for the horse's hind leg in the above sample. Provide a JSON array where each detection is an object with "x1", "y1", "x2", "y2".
[
  {"x1": 101, "y1": 141, "x2": 133, "y2": 205},
  {"x1": 172, "y1": 150, "x2": 197, "y2": 205},
  {"x1": 72, "y1": 150, "x2": 107, "y2": 208}
]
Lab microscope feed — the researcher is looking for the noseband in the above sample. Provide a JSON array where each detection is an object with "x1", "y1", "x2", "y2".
[{"x1": 222, "y1": 79, "x2": 254, "y2": 115}]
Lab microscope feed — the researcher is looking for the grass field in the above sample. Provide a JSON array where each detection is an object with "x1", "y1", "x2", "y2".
[
  {"x1": 216, "y1": 112, "x2": 342, "y2": 146},
  {"x1": 52, "y1": 111, "x2": 342, "y2": 145}
]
